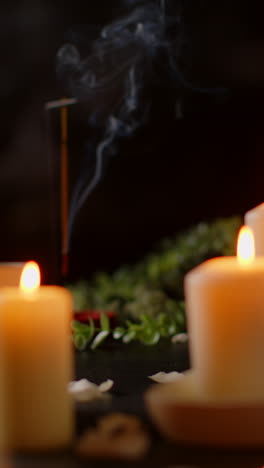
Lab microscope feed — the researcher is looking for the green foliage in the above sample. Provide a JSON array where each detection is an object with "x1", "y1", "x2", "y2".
[
  {"x1": 68, "y1": 216, "x2": 242, "y2": 350},
  {"x1": 72, "y1": 319, "x2": 95, "y2": 350},
  {"x1": 73, "y1": 303, "x2": 186, "y2": 351},
  {"x1": 100, "y1": 312, "x2": 110, "y2": 332}
]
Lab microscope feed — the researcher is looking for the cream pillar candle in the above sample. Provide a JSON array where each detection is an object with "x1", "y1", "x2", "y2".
[
  {"x1": 185, "y1": 226, "x2": 264, "y2": 400},
  {"x1": 0, "y1": 333, "x2": 8, "y2": 454},
  {"x1": 0, "y1": 263, "x2": 25, "y2": 287},
  {"x1": 245, "y1": 203, "x2": 264, "y2": 256},
  {"x1": 0, "y1": 262, "x2": 73, "y2": 451}
]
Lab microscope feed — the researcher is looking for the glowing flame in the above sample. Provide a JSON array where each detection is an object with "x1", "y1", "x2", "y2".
[
  {"x1": 20, "y1": 262, "x2": 41, "y2": 292},
  {"x1": 237, "y1": 226, "x2": 255, "y2": 265}
]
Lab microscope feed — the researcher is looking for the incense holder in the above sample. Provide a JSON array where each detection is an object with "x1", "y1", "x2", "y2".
[{"x1": 145, "y1": 371, "x2": 264, "y2": 447}]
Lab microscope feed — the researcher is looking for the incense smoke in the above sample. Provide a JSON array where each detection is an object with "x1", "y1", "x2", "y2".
[{"x1": 57, "y1": 0, "x2": 224, "y2": 251}]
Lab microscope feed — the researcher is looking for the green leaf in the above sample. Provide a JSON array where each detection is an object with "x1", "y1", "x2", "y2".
[
  {"x1": 113, "y1": 327, "x2": 125, "y2": 339},
  {"x1": 71, "y1": 320, "x2": 85, "y2": 332},
  {"x1": 100, "y1": 312, "x2": 110, "y2": 332},
  {"x1": 81, "y1": 320, "x2": 95, "y2": 344},
  {"x1": 140, "y1": 330, "x2": 160, "y2": 345},
  {"x1": 88, "y1": 318, "x2": 95, "y2": 340},
  {"x1": 74, "y1": 334, "x2": 88, "y2": 351},
  {"x1": 72, "y1": 319, "x2": 96, "y2": 350},
  {"x1": 91, "y1": 331, "x2": 110, "y2": 350},
  {"x1": 122, "y1": 330, "x2": 136, "y2": 343},
  {"x1": 141, "y1": 314, "x2": 156, "y2": 328}
]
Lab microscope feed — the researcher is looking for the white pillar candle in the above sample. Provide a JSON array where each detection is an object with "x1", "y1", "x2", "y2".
[
  {"x1": 0, "y1": 262, "x2": 73, "y2": 451},
  {"x1": 0, "y1": 263, "x2": 32, "y2": 453},
  {"x1": 245, "y1": 203, "x2": 264, "y2": 256},
  {"x1": 185, "y1": 226, "x2": 264, "y2": 400}
]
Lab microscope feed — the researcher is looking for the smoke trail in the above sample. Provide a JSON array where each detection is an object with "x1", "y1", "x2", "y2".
[{"x1": 57, "y1": 0, "x2": 225, "y2": 251}]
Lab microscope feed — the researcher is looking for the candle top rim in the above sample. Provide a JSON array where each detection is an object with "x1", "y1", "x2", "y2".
[
  {"x1": 186, "y1": 256, "x2": 264, "y2": 278},
  {"x1": 0, "y1": 285, "x2": 73, "y2": 301},
  {"x1": 245, "y1": 202, "x2": 264, "y2": 218}
]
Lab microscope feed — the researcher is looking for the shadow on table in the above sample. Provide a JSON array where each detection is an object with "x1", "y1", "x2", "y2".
[{"x1": 11, "y1": 445, "x2": 264, "y2": 468}]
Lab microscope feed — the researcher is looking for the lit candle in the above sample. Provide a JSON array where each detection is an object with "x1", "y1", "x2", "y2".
[
  {"x1": 245, "y1": 203, "x2": 264, "y2": 256},
  {"x1": 0, "y1": 262, "x2": 73, "y2": 451},
  {"x1": 0, "y1": 263, "x2": 25, "y2": 287},
  {"x1": 0, "y1": 336, "x2": 8, "y2": 454},
  {"x1": 185, "y1": 226, "x2": 264, "y2": 400}
]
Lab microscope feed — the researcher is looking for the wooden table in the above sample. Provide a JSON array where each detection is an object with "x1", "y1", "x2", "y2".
[{"x1": 11, "y1": 341, "x2": 264, "y2": 467}]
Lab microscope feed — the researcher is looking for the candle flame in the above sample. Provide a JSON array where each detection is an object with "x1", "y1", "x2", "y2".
[
  {"x1": 237, "y1": 226, "x2": 255, "y2": 265},
  {"x1": 20, "y1": 261, "x2": 40, "y2": 292}
]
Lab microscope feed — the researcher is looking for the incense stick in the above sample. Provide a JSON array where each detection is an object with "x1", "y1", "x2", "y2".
[
  {"x1": 60, "y1": 101, "x2": 69, "y2": 277},
  {"x1": 45, "y1": 97, "x2": 77, "y2": 277}
]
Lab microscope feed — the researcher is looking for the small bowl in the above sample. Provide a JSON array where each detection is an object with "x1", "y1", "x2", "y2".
[{"x1": 145, "y1": 371, "x2": 264, "y2": 448}]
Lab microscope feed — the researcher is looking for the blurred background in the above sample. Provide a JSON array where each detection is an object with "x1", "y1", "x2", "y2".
[{"x1": 0, "y1": 0, "x2": 263, "y2": 283}]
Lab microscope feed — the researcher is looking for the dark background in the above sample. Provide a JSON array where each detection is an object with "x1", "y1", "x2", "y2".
[{"x1": 1, "y1": 0, "x2": 264, "y2": 283}]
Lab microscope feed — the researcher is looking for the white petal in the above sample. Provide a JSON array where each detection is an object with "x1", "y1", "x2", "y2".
[
  {"x1": 148, "y1": 371, "x2": 184, "y2": 383},
  {"x1": 171, "y1": 333, "x2": 188, "y2": 344},
  {"x1": 68, "y1": 378, "x2": 113, "y2": 402},
  {"x1": 76, "y1": 389, "x2": 102, "y2": 402},
  {"x1": 98, "y1": 380, "x2": 114, "y2": 392},
  {"x1": 68, "y1": 379, "x2": 97, "y2": 393}
]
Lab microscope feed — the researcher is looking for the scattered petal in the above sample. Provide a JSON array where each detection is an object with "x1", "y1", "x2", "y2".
[
  {"x1": 171, "y1": 333, "x2": 188, "y2": 344},
  {"x1": 98, "y1": 379, "x2": 114, "y2": 392},
  {"x1": 68, "y1": 378, "x2": 113, "y2": 402},
  {"x1": 148, "y1": 371, "x2": 184, "y2": 383}
]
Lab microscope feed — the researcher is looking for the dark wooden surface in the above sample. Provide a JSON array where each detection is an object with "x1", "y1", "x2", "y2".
[{"x1": 10, "y1": 340, "x2": 264, "y2": 467}]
